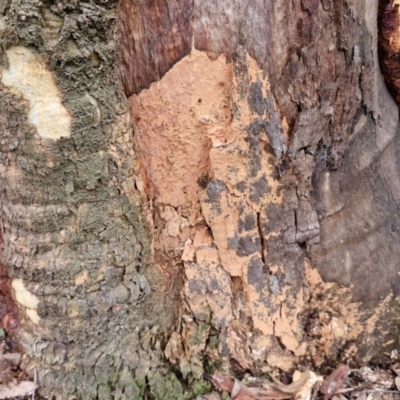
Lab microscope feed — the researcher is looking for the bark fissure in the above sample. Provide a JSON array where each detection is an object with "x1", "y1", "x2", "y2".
[{"x1": 256, "y1": 212, "x2": 267, "y2": 265}]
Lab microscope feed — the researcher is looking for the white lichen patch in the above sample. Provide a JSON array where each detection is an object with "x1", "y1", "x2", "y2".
[
  {"x1": 75, "y1": 270, "x2": 88, "y2": 286},
  {"x1": 1, "y1": 46, "x2": 71, "y2": 140},
  {"x1": 26, "y1": 309, "x2": 40, "y2": 325},
  {"x1": 11, "y1": 279, "x2": 40, "y2": 325},
  {"x1": 85, "y1": 93, "x2": 102, "y2": 126},
  {"x1": 11, "y1": 279, "x2": 39, "y2": 309}
]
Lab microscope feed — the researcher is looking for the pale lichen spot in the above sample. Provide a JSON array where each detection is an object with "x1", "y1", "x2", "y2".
[
  {"x1": 11, "y1": 278, "x2": 40, "y2": 325},
  {"x1": 1, "y1": 46, "x2": 71, "y2": 140},
  {"x1": 11, "y1": 278, "x2": 39, "y2": 309},
  {"x1": 26, "y1": 308, "x2": 40, "y2": 325},
  {"x1": 85, "y1": 93, "x2": 102, "y2": 126},
  {"x1": 67, "y1": 300, "x2": 79, "y2": 318},
  {"x1": 75, "y1": 270, "x2": 88, "y2": 286}
]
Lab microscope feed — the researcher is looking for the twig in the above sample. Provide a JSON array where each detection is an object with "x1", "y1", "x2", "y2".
[
  {"x1": 360, "y1": 389, "x2": 400, "y2": 394},
  {"x1": 31, "y1": 369, "x2": 36, "y2": 400}
]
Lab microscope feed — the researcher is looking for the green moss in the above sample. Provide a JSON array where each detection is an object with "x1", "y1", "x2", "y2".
[
  {"x1": 116, "y1": 371, "x2": 146, "y2": 399},
  {"x1": 133, "y1": 376, "x2": 147, "y2": 393},
  {"x1": 204, "y1": 359, "x2": 223, "y2": 375},
  {"x1": 190, "y1": 323, "x2": 211, "y2": 346},
  {"x1": 190, "y1": 380, "x2": 212, "y2": 397},
  {"x1": 148, "y1": 370, "x2": 185, "y2": 400},
  {"x1": 120, "y1": 378, "x2": 144, "y2": 400},
  {"x1": 97, "y1": 384, "x2": 112, "y2": 400}
]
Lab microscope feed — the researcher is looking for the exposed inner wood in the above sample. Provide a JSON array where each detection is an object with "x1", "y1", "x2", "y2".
[
  {"x1": 128, "y1": 48, "x2": 374, "y2": 374},
  {"x1": 1, "y1": 47, "x2": 71, "y2": 140}
]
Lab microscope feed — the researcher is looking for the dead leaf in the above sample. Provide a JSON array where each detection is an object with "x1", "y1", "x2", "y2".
[
  {"x1": 395, "y1": 376, "x2": 400, "y2": 391},
  {"x1": 207, "y1": 373, "x2": 254, "y2": 400},
  {"x1": 360, "y1": 366, "x2": 393, "y2": 389},
  {"x1": 295, "y1": 370, "x2": 323, "y2": 400},
  {"x1": 320, "y1": 364, "x2": 350, "y2": 400},
  {"x1": 354, "y1": 392, "x2": 367, "y2": 400},
  {"x1": 207, "y1": 371, "x2": 234, "y2": 393},
  {"x1": 332, "y1": 395, "x2": 347, "y2": 400},
  {"x1": 236, "y1": 385, "x2": 293, "y2": 400},
  {"x1": 0, "y1": 353, "x2": 21, "y2": 366},
  {"x1": 240, "y1": 370, "x2": 320, "y2": 400},
  {"x1": 208, "y1": 371, "x2": 294, "y2": 400},
  {"x1": 393, "y1": 363, "x2": 400, "y2": 377},
  {"x1": 269, "y1": 370, "x2": 311, "y2": 394},
  {"x1": 362, "y1": 391, "x2": 388, "y2": 400},
  {"x1": 0, "y1": 359, "x2": 12, "y2": 384},
  {"x1": 0, "y1": 381, "x2": 37, "y2": 399},
  {"x1": 231, "y1": 379, "x2": 242, "y2": 398},
  {"x1": 196, "y1": 392, "x2": 222, "y2": 400}
]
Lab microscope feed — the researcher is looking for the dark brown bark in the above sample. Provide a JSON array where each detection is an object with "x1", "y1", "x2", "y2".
[{"x1": 118, "y1": 0, "x2": 193, "y2": 96}]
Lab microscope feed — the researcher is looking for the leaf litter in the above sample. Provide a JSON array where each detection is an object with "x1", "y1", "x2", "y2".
[
  {"x1": 0, "y1": 332, "x2": 39, "y2": 400},
  {"x1": 2, "y1": 325, "x2": 400, "y2": 399},
  {"x1": 199, "y1": 360, "x2": 400, "y2": 400}
]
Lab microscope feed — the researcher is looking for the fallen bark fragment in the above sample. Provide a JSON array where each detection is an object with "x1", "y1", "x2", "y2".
[
  {"x1": 0, "y1": 381, "x2": 37, "y2": 399},
  {"x1": 196, "y1": 392, "x2": 222, "y2": 400},
  {"x1": 359, "y1": 366, "x2": 393, "y2": 389},
  {"x1": 0, "y1": 359, "x2": 12, "y2": 384},
  {"x1": 320, "y1": 364, "x2": 350, "y2": 400},
  {"x1": 269, "y1": 369, "x2": 311, "y2": 394},
  {"x1": 0, "y1": 353, "x2": 21, "y2": 366},
  {"x1": 295, "y1": 370, "x2": 323, "y2": 400},
  {"x1": 395, "y1": 376, "x2": 400, "y2": 391},
  {"x1": 207, "y1": 370, "x2": 315, "y2": 400}
]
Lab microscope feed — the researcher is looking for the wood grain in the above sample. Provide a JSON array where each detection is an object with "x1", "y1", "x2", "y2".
[{"x1": 117, "y1": 0, "x2": 193, "y2": 96}]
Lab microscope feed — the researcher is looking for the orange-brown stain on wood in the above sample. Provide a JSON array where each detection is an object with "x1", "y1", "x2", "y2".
[
  {"x1": 127, "y1": 46, "x2": 378, "y2": 375},
  {"x1": 129, "y1": 48, "x2": 305, "y2": 373},
  {"x1": 118, "y1": 0, "x2": 400, "y2": 376},
  {"x1": 129, "y1": 50, "x2": 231, "y2": 212}
]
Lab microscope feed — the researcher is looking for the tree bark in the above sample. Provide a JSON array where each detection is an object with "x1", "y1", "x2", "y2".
[{"x1": 0, "y1": 0, "x2": 400, "y2": 399}]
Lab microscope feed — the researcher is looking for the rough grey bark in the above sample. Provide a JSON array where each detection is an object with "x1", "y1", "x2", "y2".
[
  {"x1": 0, "y1": 1, "x2": 179, "y2": 399},
  {"x1": 0, "y1": 0, "x2": 400, "y2": 399}
]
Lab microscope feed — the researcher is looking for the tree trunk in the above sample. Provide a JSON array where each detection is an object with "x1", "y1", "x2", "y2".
[{"x1": 0, "y1": 0, "x2": 399, "y2": 398}]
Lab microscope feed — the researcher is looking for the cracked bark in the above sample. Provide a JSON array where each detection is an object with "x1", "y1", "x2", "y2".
[{"x1": 1, "y1": 0, "x2": 400, "y2": 399}]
